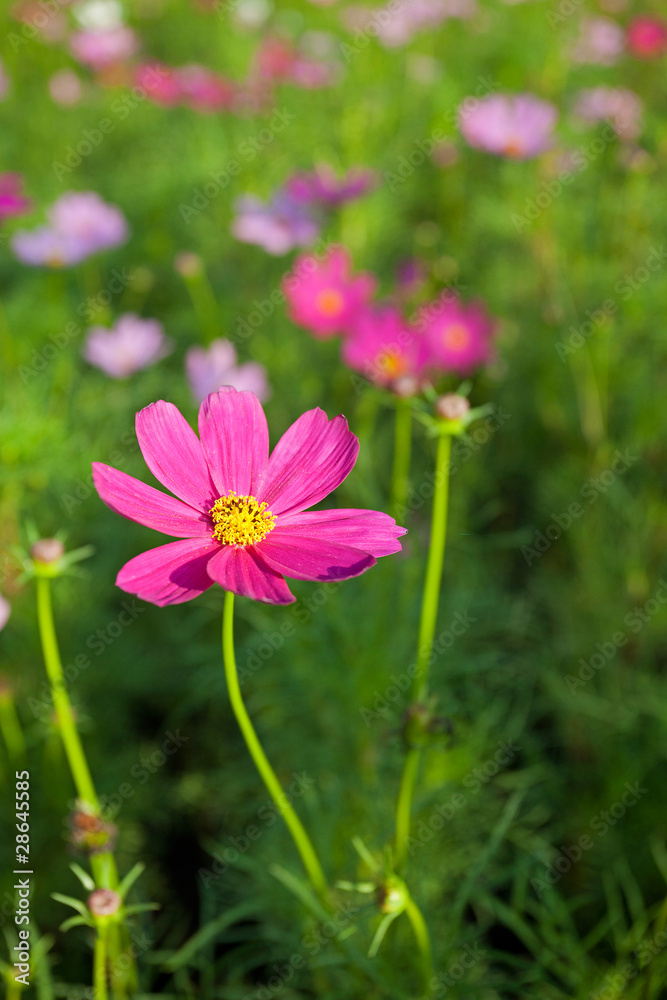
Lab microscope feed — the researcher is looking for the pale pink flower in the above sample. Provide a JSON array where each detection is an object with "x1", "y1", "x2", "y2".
[
  {"x1": 459, "y1": 93, "x2": 558, "y2": 159},
  {"x1": 83, "y1": 314, "x2": 172, "y2": 378},
  {"x1": 70, "y1": 26, "x2": 139, "y2": 69},
  {"x1": 185, "y1": 339, "x2": 270, "y2": 403},
  {"x1": 49, "y1": 69, "x2": 84, "y2": 106},
  {"x1": 573, "y1": 87, "x2": 643, "y2": 141},
  {"x1": 570, "y1": 17, "x2": 624, "y2": 65}
]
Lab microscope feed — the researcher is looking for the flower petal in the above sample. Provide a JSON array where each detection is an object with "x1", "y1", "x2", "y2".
[
  {"x1": 275, "y1": 508, "x2": 406, "y2": 557},
  {"x1": 198, "y1": 387, "x2": 269, "y2": 498},
  {"x1": 136, "y1": 400, "x2": 217, "y2": 509},
  {"x1": 93, "y1": 463, "x2": 211, "y2": 537},
  {"x1": 116, "y1": 537, "x2": 217, "y2": 606},
  {"x1": 206, "y1": 545, "x2": 295, "y2": 605},
  {"x1": 259, "y1": 533, "x2": 375, "y2": 582},
  {"x1": 261, "y1": 409, "x2": 359, "y2": 516}
]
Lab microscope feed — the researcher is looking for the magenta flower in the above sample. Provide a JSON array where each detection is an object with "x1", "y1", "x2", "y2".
[
  {"x1": 185, "y1": 339, "x2": 270, "y2": 403},
  {"x1": 285, "y1": 164, "x2": 377, "y2": 208},
  {"x1": 282, "y1": 247, "x2": 377, "y2": 339},
  {"x1": 177, "y1": 65, "x2": 236, "y2": 112},
  {"x1": 416, "y1": 293, "x2": 496, "y2": 375},
  {"x1": 83, "y1": 314, "x2": 172, "y2": 378},
  {"x1": 459, "y1": 93, "x2": 558, "y2": 159},
  {"x1": 626, "y1": 16, "x2": 667, "y2": 59},
  {"x1": 12, "y1": 191, "x2": 128, "y2": 267},
  {"x1": 342, "y1": 305, "x2": 426, "y2": 389},
  {"x1": 93, "y1": 388, "x2": 405, "y2": 606},
  {"x1": 135, "y1": 62, "x2": 182, "y2": 107},
  {"x1": 231, "y1": 192, "x2": 320, "y2": 256},
  {"x1": 0, "y1": 174, "x2": 31, "y2": 222}
]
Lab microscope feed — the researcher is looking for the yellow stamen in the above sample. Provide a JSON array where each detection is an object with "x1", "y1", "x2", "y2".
[
  {"x1": 315, "y1": 288, "x2": 344, "y2": 317},
  {"x1": 209, "y1": 492, "x2": 276, "y2": 546},
  {"x1": 442, "y1": 323, "x2": 470, "y2": 352},
  {"x1": 377, "y1": 349, "x2": 408, "y2": 378}
]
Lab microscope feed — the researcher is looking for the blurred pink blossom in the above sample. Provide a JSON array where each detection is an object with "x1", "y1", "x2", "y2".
[
  {"x1": 342, "y1": 305, "x2": 427, "y2": 388},
  {"x1": 231, "y1": 192, "x2": 320, "y2": 256},
  {"x1": 12, "y1": 191, "x2": 128, "y2": 267},
  {"x1": 285, "y1": 164, "x2": 377, "y2": 207},
  {"x1": 185, "y1": 339, "x2": 270, "y2": 403},
  {"x1": 282, "y1": 247, "x2": 377, "y2": 339},
  {"x1": 573, "y1": 86, "x2": 643, "y2": 141},
  {"x1": 134, "y1": 62, "x2": 236, "y2": 112},
  {"x1": 344, "y1": 0, "x2": 476, "y2": 48},
  {"x1": 83, "y1": 314, "x2": 172, "y2": 378},
  {"x1": 415, "y1": 293, "x2": 496, "y2": 375},
  {"x1": 70, "y1": 25, "x2": 139, "y2": 69},
  {"x1": 49, "y1": 69, "x2": 84, "y2": 106},
  {"x1": 570, "y1": 16, "x2": 624, "y2": 65},
  {"x1": 459, "y1": 93, "x2": 558, "y2": 159},
  {"x1": 0, "y1": 174, "x2": 31, "y2": 222},
  {"x1": 0, "y1": 595, "x2": 10, "y2": 632},
  {"x1": 626, "y1": 16, "x2": 667, "y2": 59}
]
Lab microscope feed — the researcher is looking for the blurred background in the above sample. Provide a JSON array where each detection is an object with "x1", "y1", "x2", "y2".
[{"x1": 2, "y1": 0, "x2": 667, "y2": 996}]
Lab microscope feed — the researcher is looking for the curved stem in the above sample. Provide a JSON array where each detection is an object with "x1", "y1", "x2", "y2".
[
  {"x1": 222, "y1": 591, "x2": 328, "y2": 900},
  {"x1": 36, "y1": 576, "x2": 98, "y2": 809},
  {"x1": 394, "y1": 432, "x2": 452, "y2": 868},
  {"x1": 390, "y1": 397, "x2": 412, "y2": 520},
  {"x1": 405, "y1": 896, "x2": 434, "y2": 990}
]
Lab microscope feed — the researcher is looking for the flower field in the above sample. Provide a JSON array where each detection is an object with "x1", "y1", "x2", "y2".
[{"x1": 2, "y1": 1, "x2": 667, "y2": 998}]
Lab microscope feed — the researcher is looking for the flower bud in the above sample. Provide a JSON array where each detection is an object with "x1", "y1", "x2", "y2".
[
  {"x1": 392, "y1": 375, "x2": 420, "y2": 398},
  {"x1": 174, "y1": 252, "x2": 203, "y2": 278},
  {"x1": 435, "y1": 393, "x2": 470, "y2": 422},
  {"x1": 30, "y1": 539, "x2": 65, "y2": 565},
  {"x1": 378, "y1": 875, "x2": 408, "y2": 914},
  {"x1": 69, "y1": 807, "x2": 118, "y2": 855},
  {"x1": 88, "y1": 889, "x2": 122, "y2": 918}
]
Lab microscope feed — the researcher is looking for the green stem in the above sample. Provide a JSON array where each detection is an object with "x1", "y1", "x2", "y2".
[
  {"x1": 222, "y1": 591, "x2": 328, "y2": 900},
  {"x1": 394, "y1": 432, "x2": 452, "y2": 868},
  {"x1": 36, "y1": 576, "x2": 98, "y2": 809},
  {"x1": 183, "y1": 269, "x2": 221, "y2": 345},
  {"x1": 390, "y1": 397, "x2": 412, "y2": 519},
  {"x1": 94, "y1": 927, "x2": 108, "y2": 1000},
  {"x1": 405, "y1": 895, "x2": 434, "y2": 989},
  {"x1": 0, "y1": 696, "x2": 27, "y2": 761}
]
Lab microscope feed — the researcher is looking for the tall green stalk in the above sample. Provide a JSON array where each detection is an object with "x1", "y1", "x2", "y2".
[
  {"x1": 222, "y1": 591, "x2": 328, "y2": 900},
  {"x1": 390, "y1": 397, "x2": 413, "y2": 519},
  {"x1": 394, "y1": 432, "x2": 452, "y2": 869}
]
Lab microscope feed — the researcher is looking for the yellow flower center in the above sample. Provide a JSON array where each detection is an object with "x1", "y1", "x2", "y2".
[
  {"x1": 377, "y1": 349, "x2": 408, "y2": 378},
  {"x1": 315, "y1": 288, "x2": 345, "y2": 317},
  {"x1": 209, "y1": 492, "x2": 276, "y2": 546},
  {"x1": 503, "y1": 138, "x2": 525, "y2": 158},
  {"x1": 442, "y1": 322, "x2": 470, "y2": 351}
]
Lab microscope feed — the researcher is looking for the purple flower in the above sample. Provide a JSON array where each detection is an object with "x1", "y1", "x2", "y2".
[
  {"x1": 0, "y1": 595, "x2": 10, "y2": 632},
  {"x1": 570, "y1": 17, "x2": 625, "y2": 66},
  {"x1": 12, "y1": 191, "x2": 128, "y2": 267},
  {"x1": 573, "y1": 87, "x2": 643, "y2": 142},
  {"x1": 231, "y1": 190, "x2": 320, "y2": 256},
  {"x1": 285, "y1": 164, "x2": 377, "y2": 208},
  {"x1": 459, "y1": 93, "x2": 558, "y2": 159},
  {"x1": 185, "y1": 339, "x2": 271, "y2": 403},
  {"x1": 83, "y1": 314, "x2": 172, "y2": 378}
]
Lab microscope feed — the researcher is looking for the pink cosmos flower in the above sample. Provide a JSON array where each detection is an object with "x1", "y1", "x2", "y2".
[
  {"x1": 573, "y1": 86, "x2": 643, "y2": 141},
  {"x1": 185, "y1": 339, "x2": 271, "y2": 403},
  {"x1": 93, "y1": 388, "x2": 405, "y2": 606},
  {"x1": 570, "y1": 16, "x2": 624, "y2": 65},
  {"x1": 70, "y1": 26, "x2": 139, "y2": 69},
  {"x1": 342, "y1": 305, "x2": 426, "y2": 389},
  {"x1": 285, "y1": 164, "x2": 377, "y2": 208},
  {"x1": 231, "y1": 192, "x2": 320, "y2": 256},
  {"x1": 416, "y1": 293, "x2": 496, "y2": 375},
  {"x1": 0, "y1": 595, "x2": 10, "y2": 632},
  {"x1": 49, "y1": 69, "x2": 84, "y2": 106},
  {"x1": 626, "y1": 16, "x2": 667, "y2": 59},
  {"x1": 135, "y1": 62, "x2": 183, "y2": 106},
  {"x1": 459, "y1": 93, "x2": 558, "y2": 159},
  {"x1": 283, "y1": 247, "x2": 377, "y2": 339},
  {"x1": 0, "y1": 174, "x2": 31, "y2": 222},
  {"x1": 83, "y1": 314, "x2": 172, "y2": 378},
  {"x1": 177, "y1": 65, "x2": 237, "y2": 112},
  {"x1": 12, "y1": 191, "x2": 128, "y2": 267}
]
